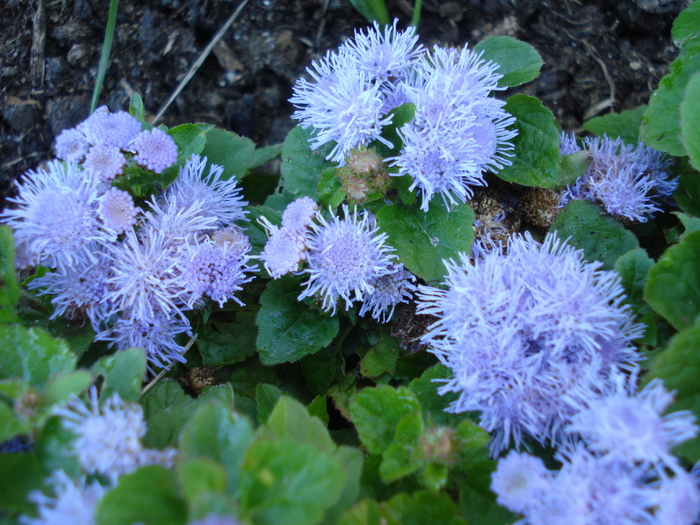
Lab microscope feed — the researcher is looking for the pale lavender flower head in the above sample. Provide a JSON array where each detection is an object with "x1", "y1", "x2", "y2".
[
  {"x1": 656, "y1": 469, "x2": 700, "y2": 525},
  {"x1": 299, "y1": 205, "x2": 396, "y2": 314},
  {"x1": 568, "y1": 376, "x2": 698, "y2": 469},
  {"x1": 560, "y1": 134, "x2": 678, "y2": 222},
  {"x1": 54, "y1": 387, "x2": 177, "y2": 482},
  {"x1": 341, "y1": 20, "x2": 424, "y2": 82},
  {"x1": 83, "y1": 145, "x2": 126, "y2": 182},
  {"x1": 291, "y1": 63, "x2": 393, "y2": 164},
  {"x1": 490, "y1": 451, "x2": 550, "y2": 515},
  {"x1": 259, "y1": 219, "x2": 309, "y2": 279},
  {"x1": 181, "y1": 237, "x2": 256, "y2": 308},
  {"x1": 98, "y1": 187, "x2": 140, "y2": 234},
  {"x1": 105, "y1": 228, "x2": 188, "y2": 321},
  {"x1": 96, "y1": 310, "x2": 191, "y2": 370},
  {"x1": 212, "y1": 225, "x2": 252, "y2": 256},
  {"x1": 55, "y1": 128, "x2": 89, "y2": 163},
  {"x1": 78, "y1": 108, "x2": 141, "y2": 150},
  {"x1": 388, "y1": 45, "x2": 516, "y2": 211},
  {"x1": 142, "y1": 197, "x2": 219, "y2": 247},
  {"x1": 163, "y1": 155, "x2": 247, "y2": 227},
  {"x1": 0, "y1": 161, "x2": 115, "y2": 269},
  {"x1": 358, "y1": 262, "x2": 416, "y2": 322},
  {"x1": 281, "y1": 196, "x2": 319, "y2": 232},
  {"x1": 131, "y1": 128, "x2": 178, "y2": 173},
  {"x1": 20, "y1": 470, "x2": 105, "y2": 525},
  {"x1": 53, "y1": 387, "x2": 146, "y2": 483},
  {"x1": 417, "y1": 233, "x2": 644, "y2": 454},
  {"x1": 28, "y1": 250, "x2": 114, "y2": 331}
]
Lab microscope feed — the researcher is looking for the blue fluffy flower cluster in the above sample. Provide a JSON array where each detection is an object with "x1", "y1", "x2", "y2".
[
  {"x1": 260, "y1": 199, "x2": 416, "y2": 320},
  {"x1": 491, "y1": 375, "x2": 699, "y2": 524},
  {"x1": 290, "y1": 21, "x2": 516, "y2": 211},
  {"x1": 1, "y1": 110, "x2": 255, "y2": 369},
  {"x1": 418, "y1": 233, "x2": 645, "y2": 454},
  {"x1": 560, "y1": 133, "x2": 677, "y2": 222}
]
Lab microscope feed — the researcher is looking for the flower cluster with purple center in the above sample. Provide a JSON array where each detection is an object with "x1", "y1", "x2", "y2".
[
  {"x1": 259, "y1": 198, "x2": 416, "y2": 321},
  {"x1": 559, "y1": 132, "x2": 677, "y2": 222},
  {"x1": 1, "y1": 108, "x2": 256, "y2": 370},
  {"x1": 417, "y1": 233, "x2": 700, "y2": 523},
  {"x1": 290, "y1": 21, "x2": 517, "y2": 211}
]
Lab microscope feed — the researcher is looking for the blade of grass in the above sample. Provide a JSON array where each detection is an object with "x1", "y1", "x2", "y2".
[
  {"x1": 90, "y1": 0, "x2": 119, "y2": 113},
  {"x1": 411, "y1": 0, "x2": 422, "y2": 28}
]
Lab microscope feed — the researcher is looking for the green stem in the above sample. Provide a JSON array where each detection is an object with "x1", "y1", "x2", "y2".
[
  {"x1": 90, "y1": 0, "x2": 120, "y2": 113},
  {"x1": 411, "y1": 0, "x2": 422, "y2": 28}
]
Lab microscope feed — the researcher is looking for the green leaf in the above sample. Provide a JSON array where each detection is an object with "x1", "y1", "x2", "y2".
[
  {"x1": 179, "y1": 401, "x2": 254, "y2": 497},
  {"x1": 249, "y1": 143, "x2": 283, "y2": 170},
  {"x1": 0, "y1": 452, "x2": 45, "y2": 514},
  {"x1": 300, "y1": 341, "x2": 345, "y2": 396},
  {"x1": 360, "y1": 332, "x2": 400, "y2": 378},
  {"x1": 673, "y1": 1, "x2": 700, "y2": 49},
  {"x1": 259, "y1": 396, "x2": 336, "y2": 454},
  {"x1": 280, "y1": 126, "x2": 336, "y2": 199},
  {"x1": 347, "y1": 0, "x2": 390, "y2": 25},
  {"x1": 95, "y1": 466, "x2": 188, "y2": 525},
  {"x1": 177, "y1": 457, "x2": 227, "y2": 503},
  {"x1": 386, "y1": 490, "x2": 467, "y2": 525},
  {"x1": 45, "y1": 370, "x2": 92, "y2": 405},
  {"x1": 325, "y1": 445, "x2": 364, "y2": 524},
  {"x1": 551, "y1": 200, "x2": 639, "y2": 270},
  {"x1": 372, "y1": 103, "x2": 416, "y2": 158},
  {"x1": 681, "y1": 72, "x2": 700, "y2": 170},
  {"x1": 0, "y1": 325, "x2": 75, "y2": 385},
  {"x1": 167, "y1": 123, "x2": 212, "y2": 162},
  {"x1": 645, "y1": 319, "x2": 700, "y2": 462},
  {"x1": 583, "y1": 106, "x2": 648, "y2": 144},
  {"x1": 350, "y1": 386, "x2": 421, "y2": 455},
  {"x1": 376, "y1": 200, "x2": 475, "y2": 284},
  {"x1": 644, "y1": 230, "x2": 700, "y2": 331},
  {"x1": 676, "y1": 212, "x2": 700, "y2": 239},
  {"x1": 336, "y1": 499, "x2": 400, "y2": 525},
  {"x1": 318, "y1": 168, "x2": 346, "y2": 209},
  {"x1": 423, "y1": 463, "x2": 449, "y2": 492},
  {"x1": 409, "y1": 364, "x2": 463, "y2": 427},
  {"x1": 128, "y1": 92, "x2": 146, "y2": 124},
  {"x1": 497, "y1": 95, "x2": 563, "y2": 188},
  {"x1": 144, "y1": 382, "x2": 234, "y2": 449},
  {"x1": 557, "y1": 150, "x2": 592, "y2": 189},
  {"x1": 0, "y1": 401, "x2": 29, "y2": 443},
  {"x1": 380, "y1": 411, "x2": 424, "y2": 483},
  {"x1": 91, "y1": 348, "x2": 146, "y2": 402},
  {"x1": 197, "y1": 312, "x2": 258, "y2": 366},
  {"x1": 256, "y1": 383, "x2": 284, "y2": 424},
  {"x1": 256, "y1": 276, "x2": 340, "y2": 365},
  {"x1": 458, "y1": 479, "x2": 518, "y2": 525},
  {"x1": 640, "y1": 43, "x2": 700, "y2": 156},
  {"x1": 473, "y1": 36, "x2": 543, "y2": 88},
  {"x1": 201, "y1": 128, "x2": 256, "y2": 180},
  {"x1": 675, "y1": 170, "x2": 700, "y2": 217},
  {"x1": 140, "y1": 378, "x2": 191, "y2": 418},
  {"x1": 0, "y1": 226, "x2": 19, "y2": 323},
  {"x1": 240, "y1": 439, "x2": 345, "y2": 525},
  {"x1": 34, "y1": 416, "x2": 81, "y2": 478},
  {"x1": 614, "y1": 248, "x2": 654, "y2": 313}
]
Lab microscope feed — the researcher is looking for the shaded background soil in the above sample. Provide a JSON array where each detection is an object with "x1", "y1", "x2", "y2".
[{"x1": 0, "y1": 0, "x2": 685, "y2": 205}]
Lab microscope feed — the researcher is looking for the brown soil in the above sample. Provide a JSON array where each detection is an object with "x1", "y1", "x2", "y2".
[{"x1": 0, "y1": 0, "x2": 682, "y2": 205}]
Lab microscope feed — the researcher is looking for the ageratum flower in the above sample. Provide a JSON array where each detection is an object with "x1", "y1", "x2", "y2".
[
  {"x1": 181, "y1": 236, "x2": 256, "y2": 308},
  {"x1": 164, "y1": 155, "x2": 248, "y2": 227},
  {"x1": 131, "y1": 128, "x2": 178, "y2": 173},
  {"x1": 78, "y1": 107, "x2": 142, "y2": 150},
  {"x1": 358, "y1": 262, "x2": 416, "y2": 322},
  {"x1": 97, "y1": 187, "x2": 140, "y2": 233},
  {"x1": 568, "y1": 376, "x2": 698, "y2": 469},
  {"x1": 28, "y1": 249, "x2": 114, "y2": 331},
  {"x1": 259, "y1": 221, "x2": 309, "y2": 279},
  {"x1": 417, "y1": 233, "x2": 644, "y2": 454},
  {"x1": 389, "y1": 45, "x2": 516, "y2": 211},
  {"x1": 560, "y1": 133, "x2": 677, "y2": 222},
  {"x1": 54, "y1": 388, "x2": 177, "y2": 483},
  {"x1": 281, "y1": 196, "x2": 319, "y2": 232},
  {"x1": 299, "y1": 205, "x2": 395, "y2": 314},
  {"x1": 0, "y1": 161, "x2": 115, "y2": 269},
  {"x1": 55, "y1": 128, "x2": 89, "y2": 163},
  {"x1": 20, "y1": 470, "x2": 105, "y2": 525},
  {"x1": 83, "y1": 145, "x2": 126, "y2": 182},
  {"x1": 96, "y1": 310, "x2": 192, "y2": 370}
]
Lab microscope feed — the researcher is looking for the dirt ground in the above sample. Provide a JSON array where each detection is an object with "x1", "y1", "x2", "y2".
[{"x1": 0, "y1": 0, "x2": 683, "y2": 204}]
